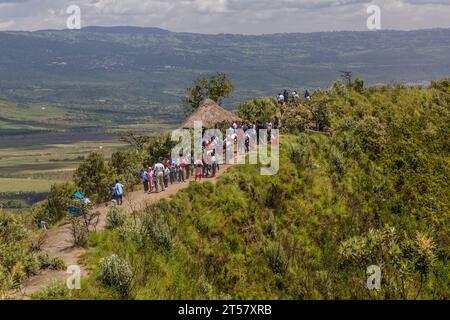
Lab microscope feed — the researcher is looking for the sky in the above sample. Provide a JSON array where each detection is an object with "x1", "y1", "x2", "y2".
[{"x1": 0, "y1": 0, "x2": 449, "y2": 34}]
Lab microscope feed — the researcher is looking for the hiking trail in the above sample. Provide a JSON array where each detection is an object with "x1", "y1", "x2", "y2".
[{"x1": 18, "y1": 165, "x2": 232, "y2": 299}]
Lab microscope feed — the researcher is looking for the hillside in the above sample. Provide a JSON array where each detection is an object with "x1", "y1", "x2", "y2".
[{"x1": 2, "y1": 78, "x2": 447, "y2": 300}]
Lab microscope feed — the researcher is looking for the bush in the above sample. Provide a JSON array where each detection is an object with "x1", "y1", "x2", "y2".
[
  {"x1": 149, "y1": 218, "x2": 173, "y2": 251},
  {"x1": 355, "y1": 115, "x2": 386, "y2": 156},
  {"x1": 46, "y1": 183, "x2": 77, "y2": 223},
  {"x1": 74, "y1": 152, "x2": 115, "y2": 203},
  {"x1": 311, "y1": 100, "x2": 331, "y2": 131},
  {"x1": 32, "y1": 182, "x2": 76, "y2": 225},
  {"x1": 29, "y1": 230, "x2": 47, "y2": 252},
  {"x1": 106, "y1": 206, "x2": 126, "y2": 230},
  {"x1": 109, "y1": 150, "x2": 145, "y2": 189},
  {"x1": 37, "y1": 253, "x2": 66, "y2": 270},
  {"x1": 237, "y1": 97, "x2": 278, "y2": 123},
  {"x1": 99, "y1": 254, "x2": 133, "y2": 299},
  {"x1": 145, "y1": 134, "x2": 178, "y2": 165},
  {"x1": 264, "y1": 241, "x2": 288, "y2": 275},
  {"x1": 283, "y1": 107, "x2": 310, "y2": 132},
  {"x1": 31, "y1": 281, "x2": 70, "y2": 300},
  {"x1": 338, "y1": 227, "x2": 438, "y2": 299},
  {"x1": 119, "y1": 212, "x2": 173, "y2": 251},
  {"x1": 119, "y1": 216, "x2": 147, "y2": 248},
  {"x1": 430, "y1": 78, "x2": 450, "y2": 92},
  {"x1": 0, "y1": 212, "x2": 40, "y2": 292},
  {"x1": 352, "y1": 78, "x2": 365, "y2": 93},
  {"x1": 22, "y1": 255, "x2": 40, "y2": 276},
  {"x1": 70, "y1": 217, "x2": 89, "y2": 248},
  {"x1": 329, "y1": 148, "x2": 346, "y2": 176}
]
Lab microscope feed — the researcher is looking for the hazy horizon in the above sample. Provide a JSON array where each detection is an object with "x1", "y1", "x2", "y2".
[
  {"x1": 2, "y1": 24, "x2": 450, "y2": 36},
  {"x1": 0, "y1": 0, "x2": 449, "y2": 34}
]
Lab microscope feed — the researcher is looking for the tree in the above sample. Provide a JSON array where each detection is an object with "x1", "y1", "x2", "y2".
[
  {"x1": 340, "y1": 71, "x2": 353, "y2": 86},
  {"x1": 109, "y1": 150, "x2": 145, "y2": 189},
  {"x1": 310, "y1": 100, "x2": 331, "y2": 132},
  {"x1": 73, "y1": 152, "x2": 114, "y2": 203},
  {"x1": 353, "y1": 78, "x2": 365, "y2": 93},
  {"x1": 183, "y1": 73, "x2": 233, "y2": 113},
  {"x1": 32, "y1": 182, "x2": 76, "y2": 225},
  {"x1": 237, "y1": 97, "x2": 278, "y2": 123},
  {"x1": 119, "y1": 131, "x2": 150, "y2": 151},
  {"x1": 145, "y1": 134, "x2": 178, "y2": 165}
]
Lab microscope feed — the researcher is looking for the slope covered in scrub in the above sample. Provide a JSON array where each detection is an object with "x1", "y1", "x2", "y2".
[{"x1": 31, "y1": 79, "x2": 449, "y2": 300}]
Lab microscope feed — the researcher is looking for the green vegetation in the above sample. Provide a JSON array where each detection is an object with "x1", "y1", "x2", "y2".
[
  {"x1": 0, "y1": 97, "x2": 175, "y2": 210},
  {"x1": 183, "y1": 73, "x2": 234, "y2": 113},
  {"x1": 32, "y1": 78, "x2": 449, "y2": 300},
  {"x1": 0, "y1": 211, "x2": 66, "y2": 298},
  {"x1": 99, "y1": 254, "x2": 134, "y2": 299},
  {"x1": 1, "y1": 27, "x2": 450, "y2": 123},
  {"x1": 72, "y1": 134, "x2": 176, "y2": 203},
  {"x1": 0, "y1": 178, "x2": 56, "y2": 193},
  {"x1": 31, "y1": 182, "x2": 76, "y2": 225},
  {"x1": 105, "y1": 207, "x2": 126, "y2": 230},
  {"x1": 237, "y1": 97, "x2": 278, "y2": 123},
  {"x1": 2, "y1": 28, "x2": 449, "y2": 206}
]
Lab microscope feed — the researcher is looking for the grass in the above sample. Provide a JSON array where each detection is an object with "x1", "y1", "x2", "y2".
[
  {"x1": 0, "y1": 178, "x2": 59, "y2": 193},
  {"x1": 0, "y1": 101, "x2": 66, "y2": 122},
  {"x1": 0, "y1": 98, "x2": 175, "y2": 193},
  {"x1": 0, "y1": 140, "x2": 126, "y2": 179}
]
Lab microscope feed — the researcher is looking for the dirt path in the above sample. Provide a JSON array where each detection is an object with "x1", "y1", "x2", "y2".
[{"x1": 18, "y1": 165, "x2": 232, "y2": 298}]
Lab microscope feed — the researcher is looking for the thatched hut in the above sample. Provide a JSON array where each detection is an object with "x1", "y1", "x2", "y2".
[{"x1": 181, "y1": 99, "x2": 241, "y2": 129}]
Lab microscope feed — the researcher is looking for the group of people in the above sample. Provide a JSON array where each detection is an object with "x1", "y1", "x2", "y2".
[
  {"x1": 135, "y1": 119, "x2": 280, "y2": 197},
  {"x1": 225, "y1": 119, "x2": 279, "y2": 151},
  {"x1": 140, "y1": 157, "x2": 190, "y2": 194},
  {"x1": 277, "y1": 89, "x2": 311, "y2": 104}
]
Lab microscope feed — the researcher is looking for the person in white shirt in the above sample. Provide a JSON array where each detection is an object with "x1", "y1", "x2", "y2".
[{"x1": 154, "y1": 162, "x2": 165, "y2": 192}]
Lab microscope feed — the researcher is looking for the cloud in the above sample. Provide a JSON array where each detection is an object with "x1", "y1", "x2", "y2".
[
  {"x1": 192, "y1": 0, "x2": 228, "y2": 13},
  {"x1": 0, "y1": 0, "x2": 448, "y2": 33}
]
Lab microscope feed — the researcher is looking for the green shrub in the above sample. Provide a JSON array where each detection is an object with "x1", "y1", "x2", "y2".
[
  {"x1": 145, "y1": 134, "x2": 178, "y2": 165},
  {"x1": 37, "y1": 253, "x2": 66, "y2": 270},
  {"x1": 355, "y1": 115, "x2": 386, "y2": 156},
  {"x1": 99, "y1": 254, "x2": 133, "y2": 299},
  {"x1": 338, "y1": 227, "x2": 438, "y2": 299},
  {"x1": 74, "y1": 152, "x2": 115, "y2": 203},
  {"x1": 149, "y1": 218, "x2": 173, "y2": 251},
  {"x1": 0, "y1": 212, "x2": 37, "y2": 288},
  {"x1": 31, "y1": 182, "x2": 76, "y2": 225},
  {"x1": 109, "y1": 150, "x2": 145, "y2": 190},
  {"x1": 237, "y1": 97, "x2": 278, "y2": 123},
  {"x1": 264, "y1": 241, "x2": 288, "y2": 275},
  {"x1": 106, "y1": 206, "x2": 126, "y2": 230},
  {"x1": 283, "y1": 106, "x2": 310, "y2": 132},
  {"x1": 22, "y1": 254, "x2": 40, "y2": 276},
  {"x1": 123, "y1": 212, "x2": 173, "y2": 251},
  {"x1": 69, "y1": 217, "x2": 89, "y2": 248},
  {"x1": 31, "y1": 281, "x2": 70, "y2": 300},
  {"x1": 430, "y1": 78, "x2": 450, "y2": 92},
  {"x1": 55, "y1": 79, "x2": 449, "y2": 300},
  {"x1": 329, "y1": 148, "x2": 346, "y2": 176},
  {"x1": 119, "y1": 216, "x2": 147, "y2": 248}
]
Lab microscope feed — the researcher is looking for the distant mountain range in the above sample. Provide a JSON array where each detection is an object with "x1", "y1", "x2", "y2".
[{"x1": 0, "y1": 26, "x2": 449, "y2": 125}]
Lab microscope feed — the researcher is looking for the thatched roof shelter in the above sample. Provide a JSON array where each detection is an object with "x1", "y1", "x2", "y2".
[{"x1": 181, "y1": 99, "x2": 241, "y2": 129}]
